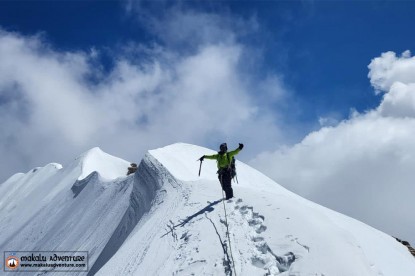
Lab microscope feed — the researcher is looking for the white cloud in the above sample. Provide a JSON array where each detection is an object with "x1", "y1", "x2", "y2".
[
  {"x1": 368, "y1": 50, "x2": 415, "y2": 93},
  {"x1": 251, "y1": 50, "x2": 415, "y2": 244},
  {"x1": 377, "y1": 82, "x2": 415, "y2": 117},
  {"x1": 0, "y1": 11, "x2": 288, "y2": 183},
  {"x1": 126, "y1": 2, "x2": 259, "y2": 50},
  {"x1": 318, "y1": 115, "x2": 340, "y2": 127},
  {"x1": 368, "y1": 50, "x2": 415, "y2": 118}
]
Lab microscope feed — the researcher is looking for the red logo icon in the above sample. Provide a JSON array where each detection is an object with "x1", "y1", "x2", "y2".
[{"x1": 6, "y1": 256, "x2": 19, "y2": 270}]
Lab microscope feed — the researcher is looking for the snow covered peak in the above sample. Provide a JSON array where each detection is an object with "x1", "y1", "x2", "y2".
[
  {"x1": 149, "y1": 143, "x2": 218, "y2": 181},
  {"x1": 149, "y1": 142, "x2": 290, "y2": 193},
  {"x1": 1, "y1": 143, "x2": 414, "y2": 276},
  {"x1": 77, "y1": 147, "x2": 131, "y2": 180},
  {"x1": 149, "y1": 142, "x2": 251, "y2": 182},
  {"x1": 1, "y1": 162, "x2": 63, "y2": 186}
]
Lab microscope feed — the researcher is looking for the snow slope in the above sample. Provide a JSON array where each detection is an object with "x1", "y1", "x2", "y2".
[
  {"x1": 98, "y1": 143, "x2": 415, "y2": 276},
  {"x1": 0, "y1": 147, "x2": 136, "y2": 275},
  {"x1": 1, "y1": 143, "x2": 414, "y2": 275}
]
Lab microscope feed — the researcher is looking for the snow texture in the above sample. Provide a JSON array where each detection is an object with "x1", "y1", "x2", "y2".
[{"x1": 1, "y1": 143, "x2": 414, "y2": 275}]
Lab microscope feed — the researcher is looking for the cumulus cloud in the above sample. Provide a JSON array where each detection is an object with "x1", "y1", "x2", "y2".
[
  {"x1": 368, "y1": 51, "x2": 415, "y2": 118},
  {"x1": 377, "y1": 82, "x2": 415, "y2": 117},
  {"x1": 0, "y1": 8, "x2": 288, "y2": 182},
  {"x1": 251, "y1": 50, "x2": 415, "y2": 244},
  {"x1": 368, "y1": 50, "x2": 415, "y2": 93}
]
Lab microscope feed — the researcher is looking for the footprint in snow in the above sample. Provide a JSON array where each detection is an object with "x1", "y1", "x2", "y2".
[{"x1": 233, "y1": 198, "x2": 296, "y2": 275}]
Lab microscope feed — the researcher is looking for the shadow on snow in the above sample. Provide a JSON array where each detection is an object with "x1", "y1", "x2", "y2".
[{"x1": 160, "y1": 199, "x2": 223, "y2": 238}]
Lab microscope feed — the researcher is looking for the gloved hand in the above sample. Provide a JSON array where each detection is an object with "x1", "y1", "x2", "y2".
[
  {"x1": 238, "y1": 143, "x2": 244, "y2": 150},
  {"x1": 199, "y1": 155, "x2": 205, "y2": 161}
]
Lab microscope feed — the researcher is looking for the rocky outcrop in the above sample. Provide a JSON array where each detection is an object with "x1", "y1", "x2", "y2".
[{"x1": 395, "y1": 238, "x2": 415, "y2": 257}]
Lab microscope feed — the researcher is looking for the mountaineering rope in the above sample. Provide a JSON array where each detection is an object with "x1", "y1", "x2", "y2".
[{"x1": 220, "y1": 175, "x2": 237, "y2": 276}]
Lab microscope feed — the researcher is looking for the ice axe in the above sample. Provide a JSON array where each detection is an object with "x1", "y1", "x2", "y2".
[{"x1": 197, "y1": 156, "x2": 204, "y2": 176}]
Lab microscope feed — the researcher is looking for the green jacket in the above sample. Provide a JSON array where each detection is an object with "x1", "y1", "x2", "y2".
[{"x1": 204, "y1": 148, "x2": 241, "y2": 169}]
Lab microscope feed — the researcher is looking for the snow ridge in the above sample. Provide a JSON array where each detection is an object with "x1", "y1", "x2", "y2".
[
  {"x1": 77, "y1": 147, "x2": 130, "y2": 181},
  {"x1": 88, "y1": 154, "x2": 171, "y2": 275},
  {"x1": 0, "y1": 149, "x2": 172, "y2": 276},
  {"x1": 96, "y1": 153, "x2": 186, "y2": 276},
  {"x1": 2, "y1": 143, "x2": 415, "y2": 276}
]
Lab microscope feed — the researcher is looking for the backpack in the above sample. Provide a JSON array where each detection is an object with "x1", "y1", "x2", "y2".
[{"x1": 227, "y1": 153, "x2": 237, "y2": 179}]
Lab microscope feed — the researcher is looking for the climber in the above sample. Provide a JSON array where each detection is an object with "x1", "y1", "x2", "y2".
[
  {"x1": 199, "y1": 143, "x2": 244, "y2": 200},
  {"x1": 127, "y1": 163, "x2": 138, "y2": 175}
]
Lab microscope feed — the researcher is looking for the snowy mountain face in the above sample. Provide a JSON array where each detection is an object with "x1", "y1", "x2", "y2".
[{"x1": 1, "y1": 144, "x2": 414, "y2": 276}]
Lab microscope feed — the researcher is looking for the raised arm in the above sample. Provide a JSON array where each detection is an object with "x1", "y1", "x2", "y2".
[{"x1": 228, "y1": 143, "x2": 244, "y2": 159}]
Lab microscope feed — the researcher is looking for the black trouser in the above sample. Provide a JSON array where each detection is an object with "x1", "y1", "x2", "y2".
[{"x1": 218, "y1": 168, "x2": 233, "y2": 199}]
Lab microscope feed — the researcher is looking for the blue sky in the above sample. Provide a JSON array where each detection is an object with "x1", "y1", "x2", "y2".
[
  {"x1": 0, "y1": 0, "x2": 414, "y2": 170},
  {"x1": 2, "y1": 0, "x2": 413, "y2": 128}
]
